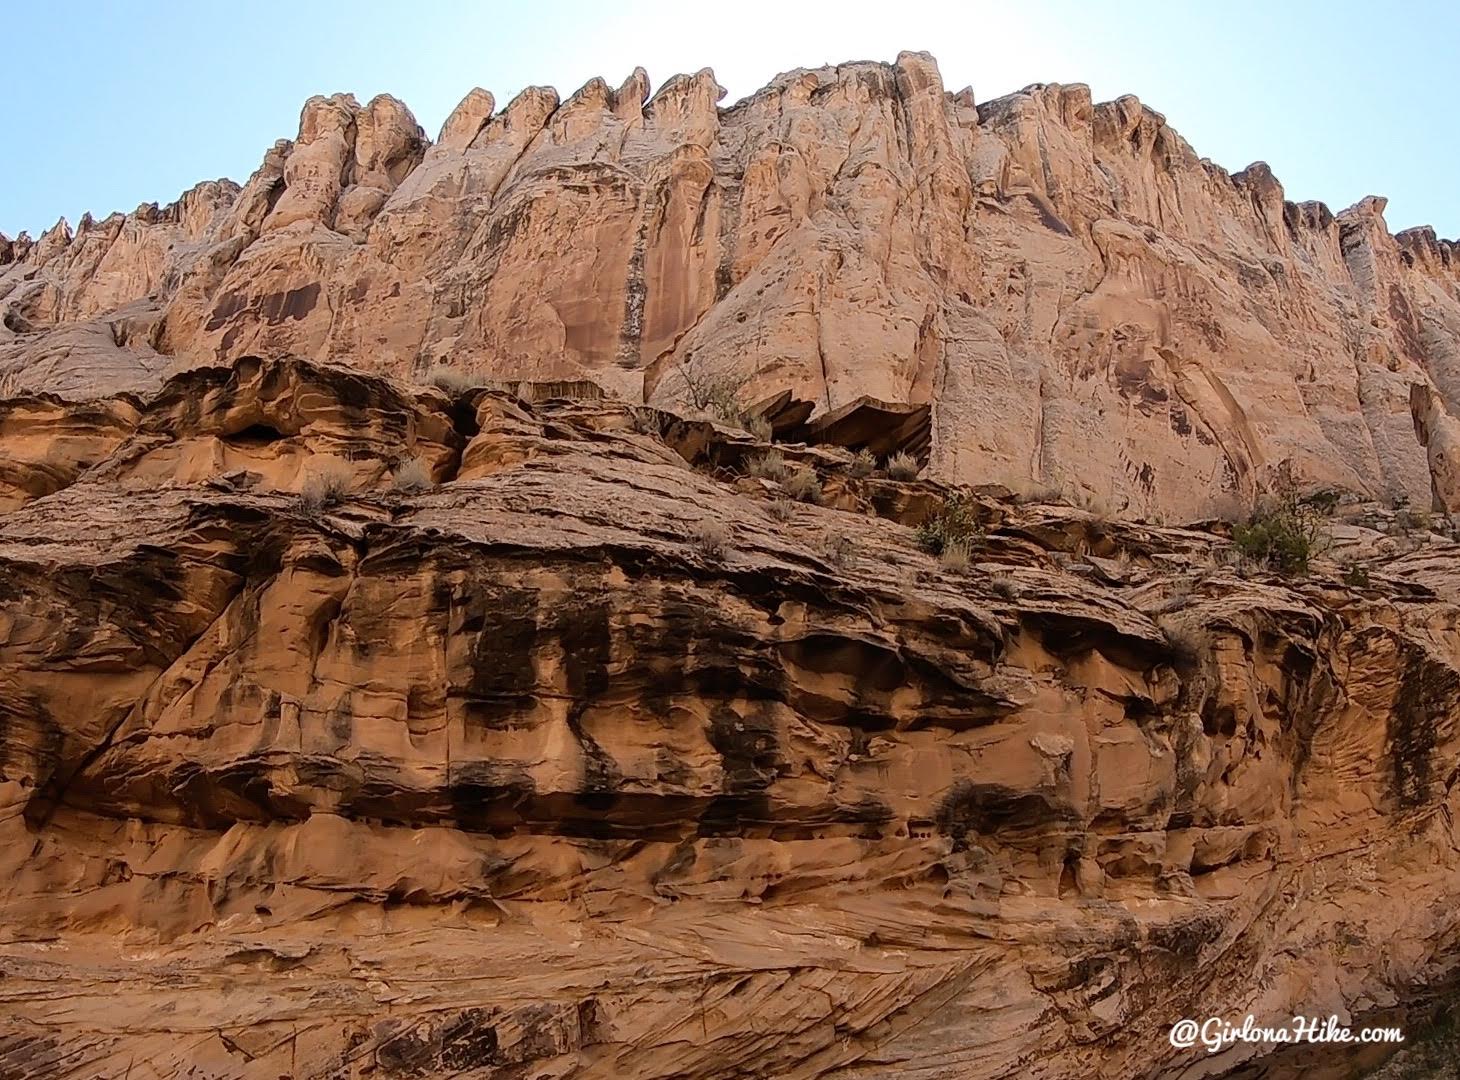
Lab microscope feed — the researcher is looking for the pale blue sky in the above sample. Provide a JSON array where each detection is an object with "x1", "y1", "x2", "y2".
[{"x1": 4, "y1": 0, "x2": 1456, "y2": 239}]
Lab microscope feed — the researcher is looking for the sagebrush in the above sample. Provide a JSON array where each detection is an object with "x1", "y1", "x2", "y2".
[
  {"x1": 425, "y1": 365, "x2": 488, "y2": 395},
  {"x1": 849, "y1": 449, "x2": 877, "y2": 478},
  {"x1": 886, "y1": 451, "x2": 920, "y2": 481},
  {"x1": 915, "y1": 493, "x2": 983, "y2": 555},
  {"x1": 746, "y1": 450, "x2": 790, "y2": 482},
  {"x1": 693, "y1": 520, "x2": 728, "y2": 559},
  {"x1": 784, "y1": 468, "x2": 822, "y2": 504},
  {"x1": 390, "y1": 456, "x2": 433, "y2": 494},
  {"x1": 299, "y1": 459, "x2": 354, "y2": 515}
]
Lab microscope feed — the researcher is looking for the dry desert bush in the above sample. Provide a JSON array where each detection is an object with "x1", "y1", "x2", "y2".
[
  {"x1": 849, "y1": 449, "x2": 877, "y2": 478},
  {"x1": 425, "y1": 365, "x2": 489, "y2": 395},
  {"x1": 746, "y1": 450, "x2": 790, "y2": 482},
  {"x1": 693, "y1": 520, "x2": 729, "y2": 559},
  {"x1": 784, "y1": 468, "x2": 823, "y2": 504},
  {"x1": 886, "y1": 451, "x2": 920, "y2": 481},
  {"x1": 298, "y1": 459, "x2": 354, "y2": 515},
  {"x1": 390, "y1": 456, "x2": 433, "y2": 494}
]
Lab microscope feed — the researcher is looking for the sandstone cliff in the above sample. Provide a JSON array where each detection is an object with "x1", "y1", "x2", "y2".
[
  {"x1": 4, "y1": 52, "x2": 1460, "y2": 1080},
  {"x1": 0, "y1": 354, "x2": 1458, "y2": 1077},
  {"x1": 3, "y1": 53, "x2": 1459, "y2": 520}
]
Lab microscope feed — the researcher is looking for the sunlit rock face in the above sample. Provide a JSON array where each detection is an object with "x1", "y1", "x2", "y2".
[
  {"x1": 0, "y1": 355, "x2": 1458, "y2": 1077},
  {"x1": 4, "y1": 53, "x2": 1460, "y2": 520}
]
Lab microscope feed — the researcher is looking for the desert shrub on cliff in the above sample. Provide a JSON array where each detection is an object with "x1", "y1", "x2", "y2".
[
  {"x1": 1232, "y1": 510, "x2": 1322, "y2": 575},
  {"x1": 630, "y1": 407, "x2": 665, "y2": 436},
  {"x1": 767, "y1": 498, "x2": 795, "y2": 522},
  {"x1": 674, "y1": 361, "x2": 751, "y2": 428},
  {"x1": 426, "y1": 365, "x2": 488, "y2": 395},
  {"x1": 1232, "y1": 496, "x2": 1326, "y2": 576},
  {"x1": 915, "y1": 494, "x2": 983, "y2": 555},
  {"x1": 1229, "y1": 462, "x2": 1329, "y2": 576},
  {"x1": 784, "y1": 468, "x2": 823, "y2": 504},
  {"x1": 692, "y1": 520, "x2": 728, "y2": 559},
  {"x1": 390, "y1": 456, "x2": 433, "y2": 494},
  {"x1": 849, "y1": 449, "x2": 877, "y2": 478},
  {"x1": 746, "y1": 450, "x2": 790, "y2": 482},
  {"x1": 746, "y1": 415, "x2": 774, "y2": 442},
  {"x1": 821, "y1": 530, "x2": 854, "y2": 568},
  {"x1": 886, "y1": 451, "x2": 920, "y2": 481},
  {"x1": 939, "y1": 539, "x2": 973, "y2": 572},
  {"x1": 298, "y1": 459, "x2": 354, "y2": 515}
]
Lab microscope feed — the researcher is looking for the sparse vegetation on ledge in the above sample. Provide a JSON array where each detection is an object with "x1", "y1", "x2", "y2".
[
  {"x1": 425, "y1": 364, "x2": 490, "y2": 395},
  {"x1": 390, "y1": 456, "x2": 433, "y2": 494},
  {"x1": 298, "y1": 458, "x2": 354, "y2": 515},
  {"x1": 915, "y1": 493, "x2": 983, "y2": 556},
  {"x1": 746, "y1": 450, "x2": 790, "y2": 482},
  {"x1": 886, "y1": 451, "x2": 920, "y2": 481},
  {"x1": 784, "y1": 468, "x2": 823, "y2": 504},
  {"x1": 693, "y1": 520, "x2": 729, "y2": 559},
  {"x1": 1231, "y1": 489, "x2": 1328, "y2": 576}
]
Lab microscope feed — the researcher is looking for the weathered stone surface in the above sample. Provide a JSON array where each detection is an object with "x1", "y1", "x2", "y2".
[
  {"x1": 0, "y1": 356, "x2": 1458, "y2": 1077},
  {"x1": 3, "y1": 54, "x2": 1460, "y2": 519}
]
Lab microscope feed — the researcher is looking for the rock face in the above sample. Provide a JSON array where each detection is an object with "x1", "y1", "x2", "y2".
[
  {"x1": 2, "y1": 355, "x2": 1460, "y2": 1078},
  {"x1": 4, "y1": 55, "x2": 1460, "y2": 520}
]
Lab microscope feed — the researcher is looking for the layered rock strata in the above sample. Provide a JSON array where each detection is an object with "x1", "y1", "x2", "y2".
[{"x1": 0, "y1": 357, "x2": 1457, "y2": 1078}]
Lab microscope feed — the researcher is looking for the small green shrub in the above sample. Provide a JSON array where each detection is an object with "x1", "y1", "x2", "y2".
[
  {"x1": 299, "y1": 459, "x2": 354, "y2": 515},
  {"x1": 849, "y1": 449, "x2": 877, "y2": 478},
  {"x1": 886, "y1": 451, "x2": 920, "y2": 481},
  {"x1": 1232, "y1": 501, "x2": 1324, "y2": 576},
  {"x1": 746, "y1": 450, "x2": 790, "y2": 482},
  {"x1": 784, "y1": 468, "x2": 822, "y2": 504},
  {"x1": 1342, "y1": 563, "x2": 1371, "y2": 589},
  {"x1": 915, "y1": 494, "x2": 983, "y2": 555}
]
